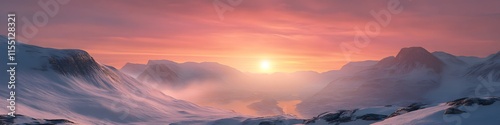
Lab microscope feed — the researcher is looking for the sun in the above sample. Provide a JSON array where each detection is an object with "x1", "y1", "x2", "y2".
[{"x1": 259, "y1": 60, "x2": 272, "y2": 72}]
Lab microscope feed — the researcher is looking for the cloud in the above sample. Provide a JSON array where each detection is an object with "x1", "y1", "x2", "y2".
[{"x1": 1, "y1": 0, "x2": 499, "y2": 72}]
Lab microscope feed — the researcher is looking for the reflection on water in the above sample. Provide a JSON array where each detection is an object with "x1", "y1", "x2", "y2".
[
  {"x1": 277, "y1": 100, "x2": 303, "y2": 118},
  {"x1": 195, "y1": 99, "x2": 303, "y2": 118},
  {"x1": 162, "y1": 89, "x2": 304, "y2": 118}
]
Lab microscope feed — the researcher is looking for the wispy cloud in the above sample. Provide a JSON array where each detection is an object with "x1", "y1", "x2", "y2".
[{"x1": 1, "y1": 0, "x2": 499, "y2": 72}]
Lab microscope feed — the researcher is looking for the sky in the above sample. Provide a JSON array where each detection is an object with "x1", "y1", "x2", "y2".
[{"x1": 1, "y1": 0, "x2": 500, "y2": 73}]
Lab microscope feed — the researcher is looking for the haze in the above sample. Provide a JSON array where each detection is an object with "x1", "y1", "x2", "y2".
[{"x1": 1, "y1": 0, "x2": 499, "y2": 73}]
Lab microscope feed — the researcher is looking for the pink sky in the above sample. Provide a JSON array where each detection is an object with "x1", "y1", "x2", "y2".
[{"x1": 1, "y1": 0, "x2": 499, "y2": 72}]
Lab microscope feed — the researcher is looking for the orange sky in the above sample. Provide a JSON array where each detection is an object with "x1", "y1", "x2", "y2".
[{"x1": 1, "y1": 0, "x2": 500, "y2": 73}]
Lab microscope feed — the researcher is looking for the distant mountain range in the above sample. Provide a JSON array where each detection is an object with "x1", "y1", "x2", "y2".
[
  {"x1": 120, "y1": 59, "x2": 342, "y2": 103},
  {"x1": 121, "y1": 60, "x2": 243, "y2": 89},
  {"x1": 298, "y1": 47, "x2": 500, "y2": 118},
  {"x1": 118, "y1": 45, "x2": 500, "y2": 124}
]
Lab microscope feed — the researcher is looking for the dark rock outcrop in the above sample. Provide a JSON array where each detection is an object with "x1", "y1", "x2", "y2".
[
  {"x1": 446, "y1": 97, "x2": 498, "y2": 107},
  {"x1": 388, "y1": 103, "x2": 427, "y2": 118},
  {"x1": 137, "y1": 63, "x2": 180, "y2": 87},
  {"x1": 356, "y1": 114, "x2": 388, "y2": 121},
  {"x1": 48, "y1": 50, "x2": 101, "y2": 76},
  {"x1": 444, "y1": 97, "x2": 499, "y2": 115},
  {"x1": 444, "y1": 107, "x2": 466, "y2": 114},
  {"x1": 0, "y1": 114, "x2": 75, "y2": 125},
  {"x1": 466, "y1": 52, "x2": 500, "y2": 81}
]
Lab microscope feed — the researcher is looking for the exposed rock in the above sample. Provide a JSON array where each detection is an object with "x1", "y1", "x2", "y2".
[
  {"x1": 120, "y1": 62, "x2": 147, "y2": 77},
  {"x1": 443, "y1": 98, "x2": 499, "y2": 116},
  {"x1": 0, "y1": 114, "x2": 74, "y2": 125},
  {"x1": 47, "y1": 49, "x2": 121, "y2": 89},
  {"x1": 444, "y1": 107, "x2": 466, "y2": 114},
  {"x1": 236, "y1": 116, "x2": 303, "y2": 125},
  {"x1": 356, "y1": 114, "x2": 387, "y2": 121},
  {"x1": 321, "y1": 110, "x2": 357, "y2": 123},
  {"x1": 388, "y1": 103, "x2": 426, "y2": 118},
  {"x1": 303, "y1": 109, "x2": 390, "y2": 124},
  {"x1": 446, "y1": 97, "x2": 498, "y2": 107},
  {"x1": 258, "y1": 121, "x2": 274, "y2": 125},
  {"x1": 304, "y1": 109, "x2": 362, "y2": 124},
  {"x1": 137, "y1": 63, "x2": 180, "y2": 87}
]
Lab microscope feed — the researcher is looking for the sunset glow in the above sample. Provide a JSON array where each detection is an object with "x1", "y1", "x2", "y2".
[
  {"x1": 2, "y1": 0, "x2": 499, "y2": 73},
  {"x1": 2, "y1": 1, "x2": 500, "y2": 124}
]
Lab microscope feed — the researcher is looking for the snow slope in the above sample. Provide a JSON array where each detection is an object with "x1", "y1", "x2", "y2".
[
  {"x1": 123, "y1": 60, "x2": 244, "y2": 89},
  {"x1": 298, "y1": 97, "x2": 500, "y2": 125},
  {"x1": 374, "y1": 97, "x2": 500, "y2": 125},
  {"x1": 0, "y1": 36, "x2": 239, "y2": 124},
  {"x1": 120, "y1": 62, "x2": 147, "y2": 78},
  {"x1": 298, "y1": 47, "x2": 444, "y2": 117}
]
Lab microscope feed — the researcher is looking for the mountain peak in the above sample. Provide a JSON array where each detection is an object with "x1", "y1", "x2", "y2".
[
  {"x1": 375, "y1": 47, "x2": 444, "y2": 73},
  {"x1": 487, "y1": 51, "x2": 500, "y2": 62},
  {"x1": 120, "y1": 63, "x2": 147, "y2": 77},
  {"x1": 432, "y1": 51, "x2": 466, "y2": 65},
  {"x1": 395, "y1": 47, "x2": 431, "y2": 59},
  {"x1": 147, "y1": 60, "x2": 178, "y2": 65},
  {"x1": 393, "y1": 47, "x2": 444, "y2": 72}
]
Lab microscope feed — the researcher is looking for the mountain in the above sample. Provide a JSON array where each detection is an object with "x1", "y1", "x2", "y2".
[
  {"x1": 375, "y1": 47, "x2": 444, "y2": 73},
  {"x1": 339, "y1": 60, "x2": 378, "y2": 73},
  {"x1": 3, "y1": 36, "x2": 498, "y2": 125},
  {"x1": 297, "y1": 47, "x2": 500, "y2": 118},
  {"x1": 122, "y1": 60, "x2": 244, "y2": 89},
  {"x1": 120, "y1": 62, "x2": 147, "y2": 77},
  {"x1": 373, "y1": 97, "x2": 500, "y2": 125},
  {"x1": 0, "y1": 35, "x2": 316, "y2": 125},
  {"x1": 432, "y1": 51, "x2": 467, "y2": 66},
  {"x1": 0, "y1": 36, "x2": 238, "y2": 124}
]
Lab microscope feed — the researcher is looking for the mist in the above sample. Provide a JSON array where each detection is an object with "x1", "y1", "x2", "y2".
[{"x1": 145, "y1": 71, "x2": 334, "y2": 117}]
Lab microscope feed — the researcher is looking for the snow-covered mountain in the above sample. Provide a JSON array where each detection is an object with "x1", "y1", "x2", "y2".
[
  {"x1": 121, "y1": 60, "x2": 244, "y2": 89},
  {"x1": 120, "y1": 62, "x2": 147, "y2": 78},
  {"x1": 297, "y1": 46, "x2": 500, "y2": 119},
  {"x1": 0, "y1": 36, "x2": 317, "y2": 125},
  {"x1": 3, "y1": 34, "x2": 499, "y2": 125},
  {"x1": 0, "y1": 114, "x2": 75, "y2": 125},
  {"x1": 373, "y1": 97, "x2": 500, "y2": 125},
  {"x1": 0, "y1": 36, "x2": 240, "y2": 124}
]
